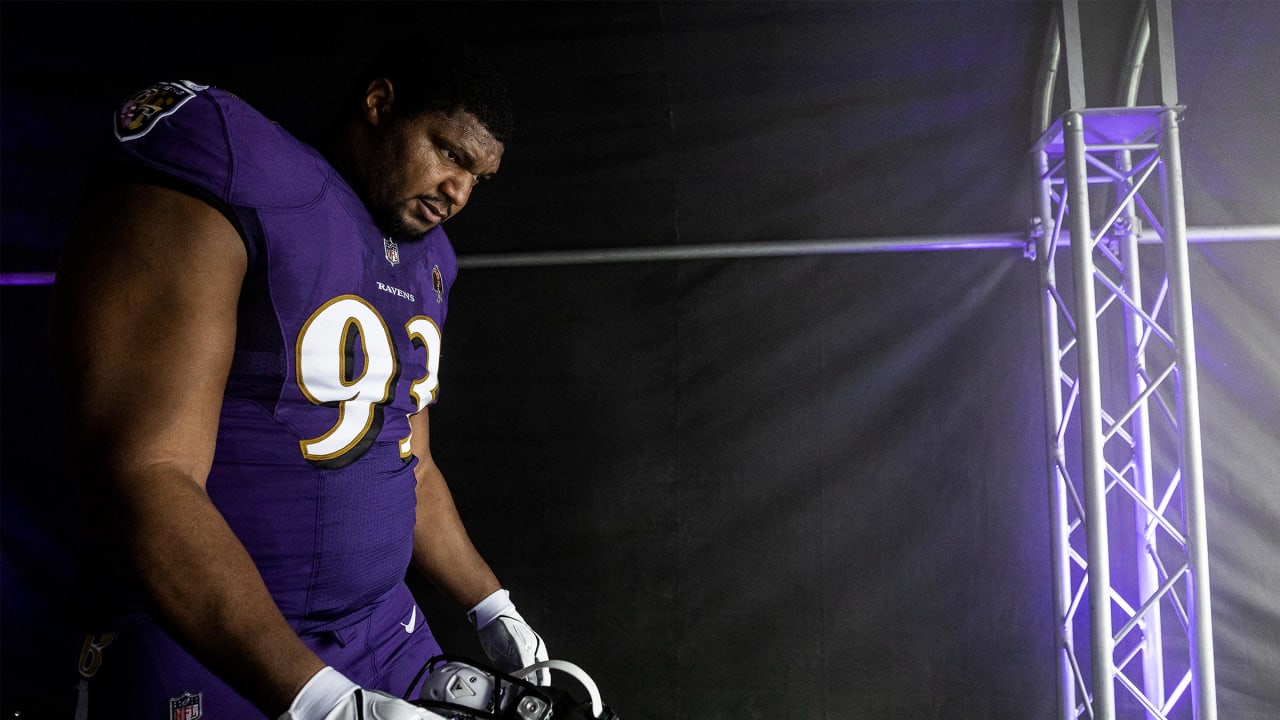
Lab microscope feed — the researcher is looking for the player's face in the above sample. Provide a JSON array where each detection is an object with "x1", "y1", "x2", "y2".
[{"x1": 364, "y1": 108, "x2": 503, "y2": 239}]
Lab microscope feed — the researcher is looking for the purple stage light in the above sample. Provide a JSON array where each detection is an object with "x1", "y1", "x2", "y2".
[{"x1": 0, "y1": 272, "x2": 56, "y2": 286}]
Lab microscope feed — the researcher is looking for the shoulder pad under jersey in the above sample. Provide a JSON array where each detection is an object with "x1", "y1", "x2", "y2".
[{"x1": 113, "y1": 80, "x2": 329, "y2": 209}]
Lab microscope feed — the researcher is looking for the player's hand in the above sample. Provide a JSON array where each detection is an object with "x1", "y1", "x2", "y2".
[
  {"x1": 468, "y1": 588, "x2": 550, "y2": 685},
  {"x1": 279, "y1": 667, "x2": 444, "y2": 720},
  {"x1": 320, "y1": 688, "x2": 444, "y2": 720}
]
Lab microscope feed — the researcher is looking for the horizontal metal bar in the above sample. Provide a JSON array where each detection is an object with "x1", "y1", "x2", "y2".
[
  {"x1": 458, "y1": 234, "x2": 1027, "y2": 268},
  {"x1": 5, "y1": 225, "x2": 1278, "y2": 283},
  {"x1": 1080, "y1": 142, "x2": 1161, "y2": 152},
  {"x1": 478, "y1": 225, "x2": 1276, "y2": 268},
  {"x1": 457, "y1": 225, "x2": 1280, "y2": 268}
]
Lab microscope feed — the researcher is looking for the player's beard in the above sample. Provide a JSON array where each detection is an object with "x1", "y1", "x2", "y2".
[
  {"x1": 381, "y1": 197, "x2": 431, "y2": 241},
  {"x1": 360, "y1": 129, "x2": 434, "y2": 241},
  {"x1": 364, "y1": 169, "x2": 424, "y2": 241}
]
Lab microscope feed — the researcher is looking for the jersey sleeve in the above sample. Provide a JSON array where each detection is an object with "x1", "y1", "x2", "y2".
[{"x1": 112, "y1": 80, "x2": 328, "y2": 210}]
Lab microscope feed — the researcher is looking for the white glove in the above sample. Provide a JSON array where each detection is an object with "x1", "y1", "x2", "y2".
[
  {"x1": 467, "y1": 588, "x2": 550, "y2": 685},
  {"x1": 279, "y1": 666, "x2": 445, "y2": 720}
]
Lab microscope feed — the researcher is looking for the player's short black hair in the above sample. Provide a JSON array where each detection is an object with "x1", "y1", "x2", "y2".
[{"x1": 356, "y1": 40, "x2": 514, "y2": 145}]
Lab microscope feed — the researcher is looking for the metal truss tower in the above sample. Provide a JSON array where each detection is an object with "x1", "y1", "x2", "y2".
[{"x1": 1030, "y1": 2, "x2": 1218, "y2": 719}]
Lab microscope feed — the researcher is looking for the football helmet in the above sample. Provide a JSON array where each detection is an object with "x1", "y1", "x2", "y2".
[{"x1": 410, "y1": 654, "x2": 618, "y2": 720}]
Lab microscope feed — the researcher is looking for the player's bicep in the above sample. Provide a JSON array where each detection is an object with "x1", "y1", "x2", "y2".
[{"x1": 52, "y1": 181, "x2": 247, "y2": 487}]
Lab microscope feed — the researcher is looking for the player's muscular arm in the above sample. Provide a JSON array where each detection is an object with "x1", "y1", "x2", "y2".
[
  {"x1": 51, "y1": 182, "x2": 323, "y2": 717},
  {"x1": 407, "y1": 409, "x2": 502, "y2": 608}
]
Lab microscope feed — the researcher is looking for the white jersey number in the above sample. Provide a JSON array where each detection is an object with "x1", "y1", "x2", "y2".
[{"x1": 295, "y1": 295, "x2": 441, "y2": 467}]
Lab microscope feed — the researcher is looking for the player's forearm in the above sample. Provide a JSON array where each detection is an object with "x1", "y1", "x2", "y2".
[
  {"x1": 412, "y1": 523, "x2": 501, "y2": 609},
  {"x1": 410, "y1": 466, "x2": 501, "y2": 608},
  {"x1": 95, "y1": 465, "x2": 323, "y2": 716}
]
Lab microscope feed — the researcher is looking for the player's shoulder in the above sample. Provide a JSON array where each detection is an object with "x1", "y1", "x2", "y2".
[{"x1": 113, "y1": 80, "x2": 329, "y2": 208}]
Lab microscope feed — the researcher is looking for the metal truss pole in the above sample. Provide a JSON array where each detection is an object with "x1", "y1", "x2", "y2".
[
  {"x1": 1066, "y1": 107, "x2": 1118, "y2": 720},
  {"x1": 1032, "y1": 144, "x2": 1078, "y2": 720},
  {"x1": 1116, "y1": 141, "x2": 1166, "y2": 715},
  {"x1": 1030, "y1": 3, "x2": 1220, "y2": 713},
  {"x1": 1157, "y1": 105, "x2": 1218, "y2": 720},
  {"x1": 1033, "y1": 102, "x2": 1219, "y2": 720}
]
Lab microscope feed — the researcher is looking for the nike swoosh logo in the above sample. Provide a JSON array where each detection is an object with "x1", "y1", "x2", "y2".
[{"x1": 400, "y1": 607, "x2": 418, "y2": 634}]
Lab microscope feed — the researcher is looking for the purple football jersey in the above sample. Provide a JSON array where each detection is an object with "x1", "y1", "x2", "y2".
[{"x1": 114, "y1": 80, "x2": 457, "y2": 630}]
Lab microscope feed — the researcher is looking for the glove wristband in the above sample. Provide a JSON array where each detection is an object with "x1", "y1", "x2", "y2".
[
  {"x1": 278, "y1": 666, "x2": 358, "y2": 720},
  {"x1": 467, "y1": 588, "x2": 515, "y2": 629}
]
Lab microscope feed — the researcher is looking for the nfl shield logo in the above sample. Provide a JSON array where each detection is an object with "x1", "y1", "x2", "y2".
[
  {"x1": 169, "y1": 691, "x2": 202, "y2": 720},
  {"x1": 384, "y1": 237, "x2": 401, "y2": 266}
]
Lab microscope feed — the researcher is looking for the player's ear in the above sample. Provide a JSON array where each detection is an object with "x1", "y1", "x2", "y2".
[{"x1": 363, "y1": 78, "x2": 395, "y2": 124}]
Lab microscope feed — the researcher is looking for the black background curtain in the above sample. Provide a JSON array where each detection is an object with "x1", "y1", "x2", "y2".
[{"x1": 3, "y1": 2, "x2": 1277, "y2": 718}]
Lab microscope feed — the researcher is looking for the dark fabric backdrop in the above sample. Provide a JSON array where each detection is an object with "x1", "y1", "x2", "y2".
[{"x1": 3, "y1": 2, "x2": 1277, "y2": 718}]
